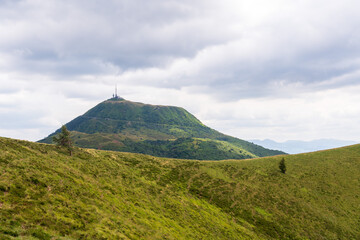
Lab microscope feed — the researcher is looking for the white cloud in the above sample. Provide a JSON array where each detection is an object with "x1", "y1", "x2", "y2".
[
  {"x1": 198, "y1": 85, "x2": 360, "y2": 141},
  {"x1": 0, "y1": 0, "x2": 360, "y2": 143}
]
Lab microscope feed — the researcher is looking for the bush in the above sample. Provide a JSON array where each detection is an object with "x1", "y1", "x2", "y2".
[{"x1": 279, "y1": 158, "x2": 286, "y2": 174}]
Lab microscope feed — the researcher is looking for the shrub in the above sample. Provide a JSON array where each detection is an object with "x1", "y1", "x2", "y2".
[{"x1": 279, "y1": 158, "x2": 286, "y2": 174}]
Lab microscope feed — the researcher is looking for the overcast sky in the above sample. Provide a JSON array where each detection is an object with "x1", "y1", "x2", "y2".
[{"x1": 1, "y1": 0, "x2": 360, "y2": 142}]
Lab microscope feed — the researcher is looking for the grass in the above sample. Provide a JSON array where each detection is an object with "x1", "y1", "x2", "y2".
[{"x1": 1, "y1": 137, "x2": 359, "y2": 239}]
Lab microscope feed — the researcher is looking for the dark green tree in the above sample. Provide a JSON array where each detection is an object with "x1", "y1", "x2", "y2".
[
  {"x1": 53, "y1": 125, "x2": 73, "y2": 156},
  {"x1": 279, "y1": 158, "x2": 286, "y2": 174}
]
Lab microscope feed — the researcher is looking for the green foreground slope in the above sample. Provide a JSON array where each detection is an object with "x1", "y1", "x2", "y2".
[
  {"x1": 39, "y1": 98, "x2": 284, "y2": 160},
  {"x1": 1, "y1": 137, "x2": 359, "y2": 239}
]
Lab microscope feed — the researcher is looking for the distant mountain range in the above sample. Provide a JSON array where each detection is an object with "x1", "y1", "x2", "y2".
[
  {"x1": 39, "y1": 97, "x2": 284, "y2": 160},
  {"x1": 250, "y1": 139, "x2": 358, "y2": 154}
]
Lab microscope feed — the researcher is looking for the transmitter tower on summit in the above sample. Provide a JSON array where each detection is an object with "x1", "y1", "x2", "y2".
[{"x1": 113, "y1": 85, "x2": 119, "y2": 99}]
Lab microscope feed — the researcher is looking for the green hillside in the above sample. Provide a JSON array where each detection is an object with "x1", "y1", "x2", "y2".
[
  {"x1": 1, "y1": 137, "x2": 359, "y2": 239},
  {"x1": 39, "y1": 98, "x2": 284, "y2": 159}
]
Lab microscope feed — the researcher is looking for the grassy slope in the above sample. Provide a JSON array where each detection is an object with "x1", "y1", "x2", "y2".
[
  {"x1": 1, "y1": 137, "x2": 359, "y2": 239},
  {"x1": 39, "y1": 99, "x2": 284, "y2": 160}
]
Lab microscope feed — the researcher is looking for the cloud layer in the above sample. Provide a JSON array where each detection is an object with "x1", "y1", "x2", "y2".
[{"x1": 1, "y1": 0, "x2": 360, "y2": 142}]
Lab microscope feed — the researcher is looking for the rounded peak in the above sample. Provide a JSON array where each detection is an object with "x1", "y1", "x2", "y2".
[
  {"x1": 103, "y1": 98, "x2": 171, "y2": 108},
  {"x1": 81, "y1": 98, "x2": 204, "y2": 128},
  {"x1": 107, "y1": 96, "x2": 125, "y2": 101}
]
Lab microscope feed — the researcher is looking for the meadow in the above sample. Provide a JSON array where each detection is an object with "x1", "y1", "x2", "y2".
[{"x1": 1, "y1": 137, "x2": 359, "y2": 239}]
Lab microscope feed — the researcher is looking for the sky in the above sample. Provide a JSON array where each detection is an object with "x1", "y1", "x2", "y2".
[{"x1": 1, "y1": 0, "x2": 360, "y2": 142}]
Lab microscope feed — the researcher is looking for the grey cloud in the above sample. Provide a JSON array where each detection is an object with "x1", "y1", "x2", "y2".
[
  {"x1": 0, "y1": 0, "x2": 226, "y2": 75},
  {"x1": 1, "y1": 0, "x2": 360, "y2": 99}
]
